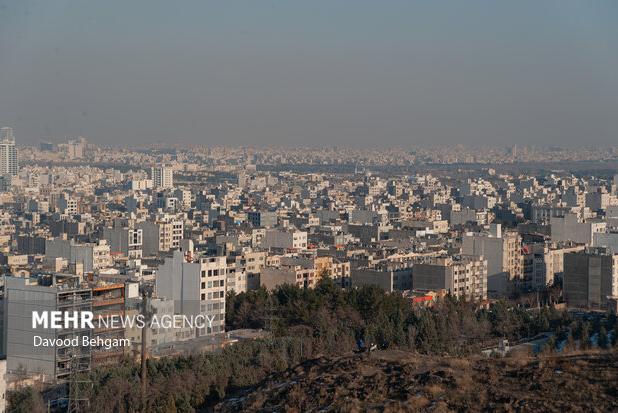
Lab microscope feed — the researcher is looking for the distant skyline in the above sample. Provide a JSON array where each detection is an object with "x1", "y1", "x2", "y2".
[{"x1": 1, "y1": 1, "x2": 617, "y2": 147}]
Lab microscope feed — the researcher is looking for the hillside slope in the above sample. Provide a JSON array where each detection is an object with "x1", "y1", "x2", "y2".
[{"x1": 216, "y1": 350, "x2": 618, "y2": 412}]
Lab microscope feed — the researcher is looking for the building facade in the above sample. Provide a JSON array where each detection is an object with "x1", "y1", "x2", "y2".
[
  {"x1": 0, "y1": 127, "x2": 18, "y2": 176},
  {"x1": 413, "y1": 255, "x2": 488, "y2": 301},
  {"x1": 564, "y1": 247, "x2": 618, "y2": 309}
]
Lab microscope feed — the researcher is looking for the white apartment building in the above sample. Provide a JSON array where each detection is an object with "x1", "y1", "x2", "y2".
[
  {"x1": 239, "y1": 250, "x2": 267, "y2": 290},
  {"x1": 0, "y1": 127, "x2": 18, "y2": 176},
  {"x1": 260, "y1": 229, "x2": 307, "y2": 251},
  {"x1": 226, "y1": 256, "x2": 247, "y2": 293},
  {"x1": 57, "y1": 196, "x2": 78, "y2": 215},
  {"x1": 139, "y1": 218, "x2": 184, "y2": 256},
  {"x1": 150, "y1": 165, "x2": 174, "y2": 189},
  {"x1": 130, "y1": 179, "x2": 153, "y2": 191},
  {"x1": 102, "y1": 226, "x2": 143, "y2": 259},
  {"x1": 156, "y1": 249, "x2": 226, "y2": 336},
  {"x1": 45, "y1": 239, "x2": 112, "y2": 273}
]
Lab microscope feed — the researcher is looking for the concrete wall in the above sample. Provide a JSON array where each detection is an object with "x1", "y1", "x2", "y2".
[
  {"x1": 5, "y1": 278, "x2": 58, "y2": 378},
  {"x1": 260, "y1": 267, "x2": 297, "y2": 290},
  {"x1": 138, "y1": 221, "x2": 160, "y2": 256},
  {"x1": 564, "y1": 252, "x2": 613, "y2": 308},
  {"x1": 351, "y1": 269, "x2": 393, "y2": 292},
  {"x1": 412, "y1": 264, "x2": 450, "y2": 292}
]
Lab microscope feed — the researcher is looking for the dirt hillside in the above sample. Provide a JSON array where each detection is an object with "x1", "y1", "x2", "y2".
[{"x1": 216, "y1": 350, "x2": 618, "y2": 412}]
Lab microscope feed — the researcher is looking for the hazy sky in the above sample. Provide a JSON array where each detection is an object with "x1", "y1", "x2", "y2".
[{"x1": 1, "y1": 1, "x2": 617, "y2": 147}]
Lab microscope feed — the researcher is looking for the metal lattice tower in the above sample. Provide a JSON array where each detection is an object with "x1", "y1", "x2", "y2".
[
  {"x1": 139, "y1": 283, "x2": 155, "y2": 410},
  {"x1": 66, "y1": 353, "x2": 91, "y2": 413}
]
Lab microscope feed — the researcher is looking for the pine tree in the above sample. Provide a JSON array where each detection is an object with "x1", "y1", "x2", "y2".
[
  {"x1": 598, "y1": 326, "x2": 608, "y2": 349},
  {"x1": 580, "y1": 323, "x2": 590, "y2": 350}
]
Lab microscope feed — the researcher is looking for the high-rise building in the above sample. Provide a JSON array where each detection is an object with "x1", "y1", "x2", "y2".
[
  {"x1": 90, "y1": 283, "x2": 127, "y2": 366},
  {"x1": 5, "y1": 274, "x2": 93, "y2": 381},
  {"x1": 150, "y1": 165, "x2": 174, "y2": 189},
  {"x1": 0, "y1": 127, "x2": 14, "y2": 142},
  {"x1": 550, "y1": 213, "x2": 606, "y2": 245},
  {"x1": 462, "y1": 224, "x2": 523, "y2": 296},
  {"x1": 0, "y1": 127, "x2": 18, "y2": 176},
  {"x1": 44, "y1": 239, "x2": 112, "y2": 273},
  {"x1": 413, "y1": 255, "x2": 488, "y2": 301},
  {"x1": 102, "y1": 226, "x2": 143, "y2": 259},
  {"x1": 138, "y1": 216, "x2": 183, "y2": 255},
  {"x1": 156, "y1": 248, "x2": 226, "y2": 337},
  {"x1": 260, "y1": 229, "x2": 308, "y2": 251},
  {"x1": 521, "y1": 242, "x2": 585, "y2": 290},
  {"x1": 564, "y1": 247, "x2": 618, "y2": 309}
]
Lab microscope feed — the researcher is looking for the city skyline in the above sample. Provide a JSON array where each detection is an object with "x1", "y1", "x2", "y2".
[
  {"x1": 2, "y1": 3, "x2": 618, "y2": 411},
  {"x1": 6, "y1": 124, "x2": 618, "y2": 152}
]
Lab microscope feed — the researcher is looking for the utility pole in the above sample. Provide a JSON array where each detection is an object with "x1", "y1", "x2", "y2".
[
  {"x1": 67, "y1": 353, "x2": 91, "y2": 413},
  {"x1": 139, "y1": 284, "x2": 154, "y2": 411},
  {"x1": 45, "y1": 350, "x2": 90, "y2": 413}
]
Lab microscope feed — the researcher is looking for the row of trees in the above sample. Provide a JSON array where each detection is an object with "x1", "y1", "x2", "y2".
[
  {"x1": 9, "y1": 279, "x2": 618, "y2": 412},
  {"x1": 9, "y1": 336, "x2": 311, "y2": 413},
  {"x1": 544, "y1": 316, "x2": 618, "y2": 353},
  {"x1": 226, "y1": 279, "x2": 583, "y2": 355}
]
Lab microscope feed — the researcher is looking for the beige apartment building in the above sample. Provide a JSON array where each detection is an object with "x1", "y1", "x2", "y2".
[
  {"x1": 139, "y1": 217, "x2": 184, "y2": 256},
  {"x1": 413, "y1": 255, "x2": 488, "y2": 301},
  {"x1": 260, "y1": 262, "x2": 318, "y2": 290},
  {"x1": 522, "y1": 242, "x2": 585, "y2": 290},
  {"x1": 462, "y1": 224, "x2": 522, "y2": 295},
  {"x1": 314, "y1": 255, "x2": 351, "y2": 287}
]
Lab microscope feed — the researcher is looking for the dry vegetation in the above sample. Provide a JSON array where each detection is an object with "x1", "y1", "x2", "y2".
[{"x1": 217, "y1": 350, "x2": 618, "y2": 413}]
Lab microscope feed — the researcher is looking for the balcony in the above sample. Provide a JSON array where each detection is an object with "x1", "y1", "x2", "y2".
[{"x1": 92, "y1": 297, "x2": 125, "y2": 307}]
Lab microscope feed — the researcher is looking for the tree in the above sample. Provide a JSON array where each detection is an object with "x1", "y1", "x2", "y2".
[
  {"x1": 535, "y1": 310, "x2": 550, "y2": 333},
  {"x1": 415, "y1": 312, "x2": 439, "y2": 353},
  {"x1": 598, "y1": 326, "x2": 609, "y2": 349},
  {"x1": 7, "y1": 387, "x2": 46, "y2": 413},
  {"x1": 12, "y1": 282, "x2": 581, "y2": 412},
  {"x1": 580, "y1": 322, "x2": 590, "y2": 350}
]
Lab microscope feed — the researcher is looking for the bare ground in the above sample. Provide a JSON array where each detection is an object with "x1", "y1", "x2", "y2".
[{"x1": 216, "y1": 350, "x2": 618, "y2": 412}]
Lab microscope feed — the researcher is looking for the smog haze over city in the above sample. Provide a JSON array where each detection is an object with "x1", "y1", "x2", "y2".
[
  {"x1": 1, "y1": 1, "x2": 618, "y2": 147},
  {"x1": 2, "y1": 2, "x2": 618, "y2": 413}
]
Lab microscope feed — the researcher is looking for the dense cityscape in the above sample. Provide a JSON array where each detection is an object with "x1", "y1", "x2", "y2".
[
  {"x1": 2, "y1": 1, "x2": 618, "y2": 411},
  {"x1": 0, "y1": 127, "x2": 617, "y2": 411}
]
